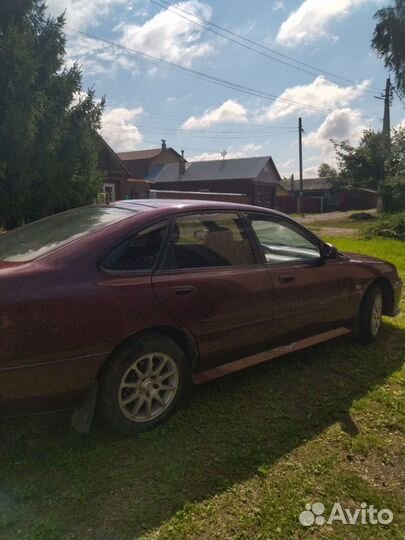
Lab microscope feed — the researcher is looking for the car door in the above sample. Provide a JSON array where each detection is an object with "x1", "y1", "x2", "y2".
[
  {"x1": 246, "y1": 213, "x2": 352, "y2": 345},
  {"x1": 152, "y1": 211, "x2": 274, "y2": 367}
]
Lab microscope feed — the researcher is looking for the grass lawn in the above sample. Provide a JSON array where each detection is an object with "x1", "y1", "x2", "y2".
[{"x1": 1, "y1": 237, "x2": 404, "y2": 540}]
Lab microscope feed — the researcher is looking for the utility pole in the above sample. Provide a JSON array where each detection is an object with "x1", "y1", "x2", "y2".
[
  {"x1": 376, "y1": 78, "x2": 393, "y2": 212},
  {"x1": 382, "y1": 77, "x2": 392, "y2": 157},
  {"x1": 298, "y1": 117, "x2": 304, "y2": 214}
]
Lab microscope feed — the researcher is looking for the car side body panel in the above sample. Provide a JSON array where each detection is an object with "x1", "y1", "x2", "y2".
[{"x1": 0, "y1": 200, "x2": 402, "y2": 416}]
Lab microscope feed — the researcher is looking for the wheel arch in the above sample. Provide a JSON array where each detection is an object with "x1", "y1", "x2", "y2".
[
  {"x1": 361, "y1": 277, "x2": 394, "y2": 316},
  {"x1": 98, "y1": 325, "x2": 200, "y2": 379}
]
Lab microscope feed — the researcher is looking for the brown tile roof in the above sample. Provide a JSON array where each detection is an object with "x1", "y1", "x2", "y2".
[{"x1": 118, "y1": 148, "x2": 163, "y2": 160}]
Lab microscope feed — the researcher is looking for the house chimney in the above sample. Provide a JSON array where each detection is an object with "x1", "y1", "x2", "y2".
[
  {"x1": 179, "y1": 149, "x2": 186, "y2": 175},
  {"x1": 161, "y1": 139, "x2": 167, "y2": 151}
]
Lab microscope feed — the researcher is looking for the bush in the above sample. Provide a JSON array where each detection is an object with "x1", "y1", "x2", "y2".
[
  {"x1": 365, "y1": 212, "x2": 405, "y2": 240},
  {"x1": 381, "y1": 176, "x2": 405, "y2": 213}
]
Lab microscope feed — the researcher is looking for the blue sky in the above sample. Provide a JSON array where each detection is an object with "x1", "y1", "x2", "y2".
[{"x1": 48, "y1": 0, "x2": 405, "y2": 177}]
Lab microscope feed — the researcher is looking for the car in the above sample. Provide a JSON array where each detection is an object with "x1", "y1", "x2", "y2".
[{"x1": 0, "y1": 200, "x2": 402, "y2": 434}]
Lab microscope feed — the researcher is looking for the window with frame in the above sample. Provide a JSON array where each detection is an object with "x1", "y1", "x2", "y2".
[
  {"x1": 103, "y1": 220, "x2": 169, "y2": 271},
  {"x1": 162, "y1": 212, "x2": 255, "y2": 269},
  {"x1": 247, "y1": 215, "x2": 320, "y2": 264}
]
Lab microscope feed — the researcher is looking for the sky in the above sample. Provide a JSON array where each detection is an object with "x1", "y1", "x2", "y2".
[{"x1": 47, "y1": 0, "x2": 405, "y2": 177}]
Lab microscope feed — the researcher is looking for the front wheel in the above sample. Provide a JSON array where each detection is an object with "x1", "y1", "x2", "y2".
[
  {"x1": 357, "y1": 284, "x2": 383, "y2": 343},
  {"x1": 98, "y1": 334, "x2": 188, "y2": 434}
]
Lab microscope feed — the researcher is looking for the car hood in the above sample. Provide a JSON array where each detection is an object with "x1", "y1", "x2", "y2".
[
  {"x1": 342, "y1": 251, "x2": 387, "y2": 264},
  {"x1": 342, "y1": 251, "x2": 399, "y2": 276}
]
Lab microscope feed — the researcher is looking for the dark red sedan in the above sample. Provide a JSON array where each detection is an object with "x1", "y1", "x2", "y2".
[{"x1": 0, "y1": 200, "x2": 402, "y2": 433}]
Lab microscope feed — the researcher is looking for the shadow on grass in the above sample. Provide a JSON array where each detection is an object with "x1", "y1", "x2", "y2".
[{"x1": 1, "y1": 322, "x2": 404, "y2": 539}]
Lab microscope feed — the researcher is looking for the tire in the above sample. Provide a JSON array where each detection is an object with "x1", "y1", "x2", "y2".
[
  {"x1": 98, "y1": 334, "x2": 189, "y2": 435},
  {"x1": 357, "y1": 284, "x2": 383, "y2": 343}
]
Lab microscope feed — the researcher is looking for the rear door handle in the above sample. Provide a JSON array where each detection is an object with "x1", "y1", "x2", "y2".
[
  {"x1": 171, "y1": 286, "x2": 196, "y2": 296},
  {"x1": 279, "y1": 274, "x2": 295, "y2": 284}
]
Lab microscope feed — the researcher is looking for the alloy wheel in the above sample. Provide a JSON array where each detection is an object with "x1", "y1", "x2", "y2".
[{"x1": 118, "y1": 353, "x2": 179, "y2": 422}]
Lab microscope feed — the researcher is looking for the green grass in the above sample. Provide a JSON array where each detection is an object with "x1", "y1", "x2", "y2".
[{"x1": 1, "y1": 237, "x2": 404, "y2": 540}]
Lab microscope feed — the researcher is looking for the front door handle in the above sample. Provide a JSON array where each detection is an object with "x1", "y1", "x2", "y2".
[
  {"x1": 279, "y1": 274, "x2": 295, "y2": 284},
  {"x1": 171, "y1": 286, "x2": 196, "y2": 296}
]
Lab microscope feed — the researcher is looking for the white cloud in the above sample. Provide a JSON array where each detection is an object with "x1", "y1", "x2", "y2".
[
  {"x1": 276, "y1": 0, "x2": 369, "y2": 47},
  {"x1": 182, "y1": 100, "x2": 249, "y2": 130},
  {"x1": 190, "y1": 143, "x2": 263, "y2": 161},
  {"x1": 303, "y1": 165, "x2": 322, "y2": 177},
  {"x1": 258, "y1": 76, "x2": 370, "y2": 122},
  {"x1": 101, "y1": 107, "x2": 144, "y2": 151},
  {"x1": 66, "y1": 34, "x2": 139, "y2": 75},
  {"x1": 304, "y1": 108, "x2": 365, "y2": 148},
  {"x1": 272, "y1": 1, "x2": 285, "y2": 11},
  {"x1": 119, "y1": 1, "x2": 215, "y2": 68},
  {"x1": 278, "y1": 158, "x2": 295, "y2": 176},
  {"x1": 46, "y1": 0, "x2": 127, "y2": 29},
  {"x1": 302, "y1": 107, "x2": 367, "y2": 167}
]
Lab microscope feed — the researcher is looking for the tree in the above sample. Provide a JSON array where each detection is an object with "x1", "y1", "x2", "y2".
[
  {"x1": 318, "y1": 163, "x2": 337, "y2": 178},
  {"x1": 332, "y1": 130, "x2": 385, "y2": 190},
  {"x1": 372, "y1": 0, "x2": 405, "y2": 100},
  {"x1": 333, "y1": 127, "x2": 405, "y2": 212},
  {"x1": 0, "y1": 0, "x2": 104, "y2": 229}
]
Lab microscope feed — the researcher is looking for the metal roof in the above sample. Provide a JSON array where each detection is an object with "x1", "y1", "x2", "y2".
[
  {"x1": 146, "y1": 156, "x2": 278, "y2": 183},
  {"x1": 280, "y1": 177, "x2": 333, "y2": 192}
]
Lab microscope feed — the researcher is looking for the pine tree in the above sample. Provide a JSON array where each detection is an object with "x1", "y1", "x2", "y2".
[{"x1": 0, "y1": 0, "x2": 105, "y2": 228}]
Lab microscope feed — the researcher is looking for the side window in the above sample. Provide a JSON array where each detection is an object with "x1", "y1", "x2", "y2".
[
  {"x1": 103, "y1": 221, "x2": 169, "y2": 271},
  {"x1": 162, "y1": 212, "x2": 255, "y2": 269},
  {"x1": 248, "y1": 214, "x2": 320, "y2": 264}
]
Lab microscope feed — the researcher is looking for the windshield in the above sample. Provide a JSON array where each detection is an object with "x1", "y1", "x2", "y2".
[{"x1": 0, "y1": 206, "x2": 135, "y2": 262}]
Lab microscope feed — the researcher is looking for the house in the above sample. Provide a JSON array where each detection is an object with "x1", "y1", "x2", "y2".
[
  {"x1": 277, "y1": 177, "x2": 377, "y2": 213},
  {"x1": 98, "y1": 137, "x2": 149, "y2": 201},
  {"x1": 117, "y1": 140, "x2": 184, "y2": 178},
  {"x1": 146, "y1": 156, "x2": 282, "y2": 208}
]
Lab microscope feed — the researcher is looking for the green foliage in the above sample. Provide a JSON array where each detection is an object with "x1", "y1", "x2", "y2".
[
  {"x1": 332, "y1": 130, "x2": 385, "y2": 191},
  {"x1": 0, "y1": 0, "x2": 104, "y2": 229},
  {"x1": 381, "y1": 176, "x2": 405, "y2": 212},
  {"x1": 332, "y1": 127, "x2": 405, "y2": 212},
  {"x1": 372, "y1": 0, "x2": 405, "y2": 101},
  {"x1": 365, "y1": 212, "x2": 405, "y2": 239},
  {"x1": 318, "y1": 162, "x2": 338, "y2": 178},
  {"x1": 389, "y1": 125, "x2": 405, "y2": 176}
]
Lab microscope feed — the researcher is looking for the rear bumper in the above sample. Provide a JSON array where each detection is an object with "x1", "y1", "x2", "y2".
[{"x1": 0, "y1": 352, "x2": 107, "y2": 416}]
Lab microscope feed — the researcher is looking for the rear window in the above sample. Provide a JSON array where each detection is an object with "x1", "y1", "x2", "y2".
[{"x1": 0, "y1": 206, "x2": 135, "y2": 262}]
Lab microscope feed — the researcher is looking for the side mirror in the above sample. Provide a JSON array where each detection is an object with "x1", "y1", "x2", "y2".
[{"x1": 320, "y1": 242, "x2": 339, "y2": 259}]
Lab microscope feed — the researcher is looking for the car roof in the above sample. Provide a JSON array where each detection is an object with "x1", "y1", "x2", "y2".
[{"x1": 109, "y1": 198, "x2": 287, "y2": 218}]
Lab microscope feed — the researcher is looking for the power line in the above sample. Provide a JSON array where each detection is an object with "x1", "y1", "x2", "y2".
[
  {"x1": 65, "y1": 27, "x2": 333, "y2": 115},
  {"x1": 150, "y1": 0, "x2": 383, "y2": 95},
  {"x1": 132, "y1": 122, "x2": 296, "y2": 134},
  {"x1": 149, "y1": 0, "x2": 322, "y2": 81}
]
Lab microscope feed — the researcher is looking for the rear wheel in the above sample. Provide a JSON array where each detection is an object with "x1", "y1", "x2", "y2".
[
  {"x1": 98, "y1": 334, "x2": 188, "y2": 434},
  {"x1": 357, "y1": 284, "x2": 383, "y2": 343}
]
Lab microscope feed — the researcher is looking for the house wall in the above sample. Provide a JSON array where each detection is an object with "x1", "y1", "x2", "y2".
[
  {"x1": 152, "y1": 179, "x2": 279, "y2": 209},
  {"x1": 153, "y1": 178, "x2": 255, "y2": 203},
  {"x1": 151, "y1": 150, "x2": 182, "y2": 167},
  {"x1": 338, "y1": 189, "x2": 377, "y2": 211},
  {"x1": 150, "y1": 190, "x2": 249, "y2": 204},
  {"x1": 255, "y1": 161, "x2": 281, "y2": 184},
  {"x1": 123, "y1": 149, "x2": 182, "y2": 178},
  {"x1": 103, "y1": 178, "x2": 149, "y2": 201},
  {"x1": 275, "y1": 196, "x2": 323, "y2": 214}
]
